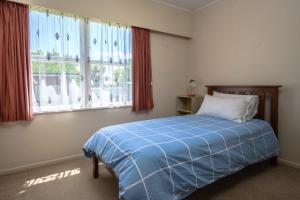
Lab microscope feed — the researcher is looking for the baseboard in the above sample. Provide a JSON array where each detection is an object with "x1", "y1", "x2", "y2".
[
  {"x1": 1, "y1": 154, "x2": 299, "y2": 176},
  {"x1": 278, "y1": 158, "x2": 300, "y2": 169},
  {"x1": 0, "y1": 154, "x2": 84, "y2": 176}
]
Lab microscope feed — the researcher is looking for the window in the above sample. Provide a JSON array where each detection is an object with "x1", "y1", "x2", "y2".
[
  {"x1": 29, "y1": 8, "x2": 132, "y2": 113},
  {"x1": 88, "y1": 21, "x2": 132, "y2": 108},
  {"x1": 30, "y1": 9, "x2": 83, "y2": 112}
]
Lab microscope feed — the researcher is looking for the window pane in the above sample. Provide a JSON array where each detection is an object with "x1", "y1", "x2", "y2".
[
  {"x1": 90, "y1": 63, "x2": 132, "y2": 107},
  {"x1": 32, "y1": 61, "x2": 82, "y2": 112},
  {"x1": 29, "y1": 9, "x2": 81, "y2": 61}
]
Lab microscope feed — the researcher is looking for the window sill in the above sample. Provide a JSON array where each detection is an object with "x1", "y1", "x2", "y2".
[{"x1": 33, "y1": 105, "x2": 132, "y2": 115}]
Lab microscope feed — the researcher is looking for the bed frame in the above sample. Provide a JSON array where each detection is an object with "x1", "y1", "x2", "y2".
[{"x1": 92, "y1": 85, "x2": 281, "y2": 179}]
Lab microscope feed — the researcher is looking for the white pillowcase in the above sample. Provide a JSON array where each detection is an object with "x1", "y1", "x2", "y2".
[
  {"x1": 197, "y1": 95, "x2": 249, "y2": 122},
  {"x1": 213, "y1": 91, "x2": 258, "y2": 121}
]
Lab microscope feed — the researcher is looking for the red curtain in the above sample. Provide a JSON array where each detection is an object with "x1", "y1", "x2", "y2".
[
  {"x1": 0, "y1": 0, "x2": 33, "y2": 122},
  {"x1": 132, "y1": 27, "x2": 154, "y2": 112}
]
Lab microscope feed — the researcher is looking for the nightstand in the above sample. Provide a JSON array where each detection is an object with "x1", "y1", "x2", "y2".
[{"x1": 176, "y1": 95, "x2": 203, "y2": 115}]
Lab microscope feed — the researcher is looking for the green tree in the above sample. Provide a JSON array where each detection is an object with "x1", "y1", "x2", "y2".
[
  {"x1": 113, "y1": 67, "x2": 126, "y2": 87},
  {"x1": 31, "y1": 61, "x2": 79, "y2": 74},
  {"x1": 91, "y1": 64, "x2": 106, "y2": 87}
]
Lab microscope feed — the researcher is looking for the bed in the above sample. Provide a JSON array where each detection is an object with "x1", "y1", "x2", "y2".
[{"x1": 83, "y1": 85, "x2": 281, "y2": 200}]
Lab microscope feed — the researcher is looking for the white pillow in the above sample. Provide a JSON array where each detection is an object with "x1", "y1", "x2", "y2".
[
  {"x1": 213, "y1": 91, "x2": 258, "y2": 120},
  {"x1": 197, "y1": 95, "x2": 249, "y2": 122}
]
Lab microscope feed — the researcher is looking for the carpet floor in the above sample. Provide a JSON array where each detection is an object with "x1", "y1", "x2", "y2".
[{"x1": 1, "y1": 158, "x2": 300, "y2": 200}]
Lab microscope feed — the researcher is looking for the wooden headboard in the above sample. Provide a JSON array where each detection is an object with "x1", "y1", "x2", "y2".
[{"x1": 206, "y1": 85, "x2": 281, "y2": 138}]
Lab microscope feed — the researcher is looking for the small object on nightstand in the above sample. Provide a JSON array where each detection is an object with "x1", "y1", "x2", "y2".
[
  {"x1": 188, "y1": 79, "x2": 197, "y2": 97},
  {"x1": 176, "y1": 95, "x2": 203, "y2": 115}
]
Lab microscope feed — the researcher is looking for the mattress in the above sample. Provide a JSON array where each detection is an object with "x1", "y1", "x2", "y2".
[{"x1": 83, "y1": 115, "x2": 279, "y2": 200}]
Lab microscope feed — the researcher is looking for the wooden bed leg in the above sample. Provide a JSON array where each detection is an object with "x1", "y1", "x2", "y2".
[
  {"x1": 270, "y1": 156, "x2": 278, "y2": 166},
  {"x1": 93, "y1": 153, "x2": 99, "y2": 178}
]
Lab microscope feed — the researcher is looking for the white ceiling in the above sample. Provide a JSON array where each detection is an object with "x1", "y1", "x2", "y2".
[{"x1": 152, "y1": 0, "x2": 219, "y2": 12}]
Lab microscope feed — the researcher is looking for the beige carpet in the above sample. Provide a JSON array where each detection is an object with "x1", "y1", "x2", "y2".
[{"x1": 1, "y1": 158, "x2": 300, "y2": 200}]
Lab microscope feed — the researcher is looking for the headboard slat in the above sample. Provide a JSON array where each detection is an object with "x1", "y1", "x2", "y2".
[
  {"x1": 206, "y1": 85, "x2": 281, "y2": 138},
  {"x1": 258, "y1": 92, "x2": 265, "y2": 120}
]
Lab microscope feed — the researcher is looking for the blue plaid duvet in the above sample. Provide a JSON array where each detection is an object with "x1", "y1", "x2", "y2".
[{"x1": 83, "y1": 115, "x2": 279, "y2": 200}]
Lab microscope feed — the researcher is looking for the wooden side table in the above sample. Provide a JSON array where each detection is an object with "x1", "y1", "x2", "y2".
[{"x1": 176, "y1": 95, "x2": 203, "y2": 115}]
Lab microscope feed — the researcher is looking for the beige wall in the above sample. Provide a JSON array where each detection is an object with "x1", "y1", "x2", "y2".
[
  {"x1": 189, "y1": 0, "x2": 300, "y2": 164},
  {"x1": 12, "y1": 0, "x2": 192, "y2": 38},
  {"x1": 0, "y1": 32, "x2": 190, "y2": 173}
]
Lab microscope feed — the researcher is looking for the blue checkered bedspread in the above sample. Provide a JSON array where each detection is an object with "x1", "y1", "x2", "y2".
[{"x1": 83, "y1": 115, "x2": 279, "y2": 200}]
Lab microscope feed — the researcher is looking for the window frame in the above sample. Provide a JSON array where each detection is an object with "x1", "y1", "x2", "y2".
[{"x1": 30, "y1": 9, "x2": 132, "y2": 114}]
